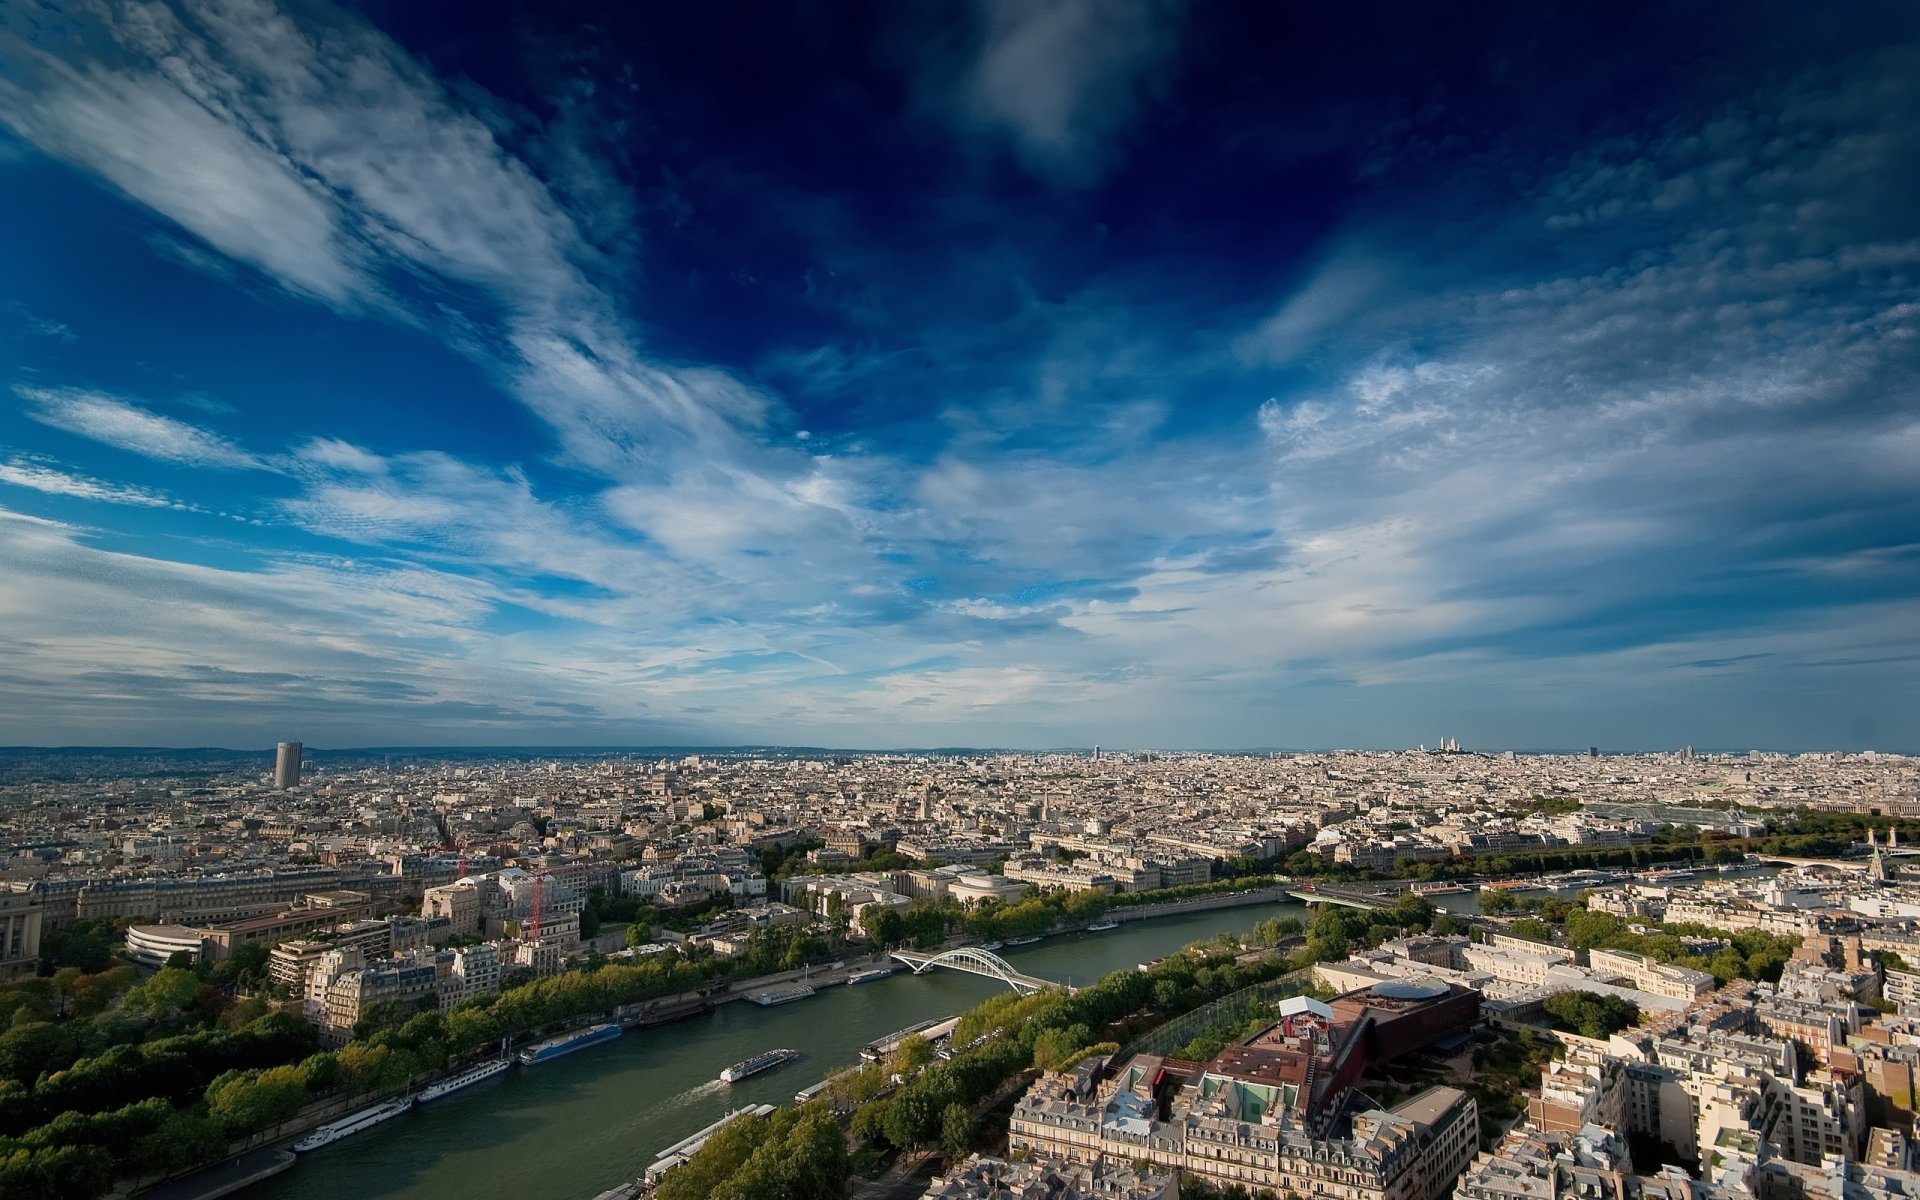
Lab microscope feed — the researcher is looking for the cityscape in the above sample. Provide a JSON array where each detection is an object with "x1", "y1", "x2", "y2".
[
  {"x1": 3, "y1": 744, "x2": 1920, "y2": 1200},
  {"x1": 4, "y1": 1, "x2": 1919, "y2": 1200}
]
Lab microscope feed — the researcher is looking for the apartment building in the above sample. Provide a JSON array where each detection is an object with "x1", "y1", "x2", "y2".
[{"x1": 1586, "y1": 948, "x2": 1716, "y2": 1001}]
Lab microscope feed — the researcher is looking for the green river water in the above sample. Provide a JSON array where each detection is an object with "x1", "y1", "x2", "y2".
[{"x1": 242, "y1": 888, "x2": 1518, "y2": 1199}]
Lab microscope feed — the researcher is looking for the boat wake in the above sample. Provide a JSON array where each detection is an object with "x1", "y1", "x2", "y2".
[{"x1": 665, "y1": 1079, "x2": 727, "y2": 1107}]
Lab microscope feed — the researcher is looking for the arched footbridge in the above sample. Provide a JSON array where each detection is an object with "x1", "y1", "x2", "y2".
[{"x1": 889, "y1": 947, "x2": 1061, "y2": 994}]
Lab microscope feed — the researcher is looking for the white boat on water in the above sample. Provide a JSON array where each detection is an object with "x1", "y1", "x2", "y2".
[
  {"x1": 1086, "y1": 920, "x2": 1119, "y2": 931},
  {"x1": 417, "y1": 1057, "x2": 510, "y2": 1104},
  {"x1": 292, "y1": 1097, "x2": 413, "y2": 1152},
  {"x1": 720, "y1": 1048, "x2": 798, "y2": 1083}
]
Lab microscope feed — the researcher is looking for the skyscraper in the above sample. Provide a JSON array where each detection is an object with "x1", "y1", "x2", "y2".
[{"x1": 275, "y1": 741, "x2": 303, "y2": 789}]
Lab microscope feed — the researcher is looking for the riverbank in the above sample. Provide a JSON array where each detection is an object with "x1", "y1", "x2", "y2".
[
  {"x1": 236, "y1": 898, "x2": 1323, "y2": 1200},
  {"x1": 130, "y1": 1151, "x2": 294, "y2": 1200}
]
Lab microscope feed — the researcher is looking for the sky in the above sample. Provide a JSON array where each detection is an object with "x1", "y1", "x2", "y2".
[{"x1": 1, "y1": 1, "x2": 1917, "y2": 752}]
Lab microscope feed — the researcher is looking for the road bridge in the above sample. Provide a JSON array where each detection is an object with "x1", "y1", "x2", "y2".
[
  {"x1": 1286, "y1": 885, "x2": 1398, "y2": 911},
  {"x1": 890, "y1": 947, "x2": 1060, "y2": 994}
]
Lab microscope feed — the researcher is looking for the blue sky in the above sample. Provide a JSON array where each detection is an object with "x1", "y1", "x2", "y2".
[{"x1": 1, "y1": 0, "x2": 1916, "y2": 751}]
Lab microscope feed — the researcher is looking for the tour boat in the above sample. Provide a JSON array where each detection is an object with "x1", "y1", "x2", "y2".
[{"x1": 720, "y1": 1048, "x2": 798, "y2": 1083}]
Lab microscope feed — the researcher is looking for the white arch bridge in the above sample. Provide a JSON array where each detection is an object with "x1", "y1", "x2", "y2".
[{"x1": 889, "y1": 947, "x2": 1061, "y2": 994}]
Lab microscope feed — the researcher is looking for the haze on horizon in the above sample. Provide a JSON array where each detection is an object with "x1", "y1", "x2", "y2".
[{"x1": 1, "y1": 1, "x2": 1916, "y2": 754}]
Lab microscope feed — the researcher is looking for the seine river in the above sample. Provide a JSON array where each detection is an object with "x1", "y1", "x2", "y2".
[
  {"x1": 242, "y1": 867, "x2": 1769, "y2": 1199},
  {"x1": 240, "y1": 894, "x2": 1415, "y2": 1200}
]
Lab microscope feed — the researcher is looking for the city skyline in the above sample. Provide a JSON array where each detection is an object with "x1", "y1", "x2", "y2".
[{"x1": 3, "y1": 1, "x2": 1917, "y2": 751}]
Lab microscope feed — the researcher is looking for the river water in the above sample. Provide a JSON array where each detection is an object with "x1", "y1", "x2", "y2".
[
  {"x1": 246, "y1": 876, "x2": 1666, "y2": 1200},
  {"x1": 241, "y1": 897, "x2": 1362, "y2": 1200}
]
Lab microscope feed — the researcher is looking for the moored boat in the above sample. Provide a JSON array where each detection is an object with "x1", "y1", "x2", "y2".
[
  {"x1": 417, "y1": 1057, "x2": 510, "y2": 1103},
  {"x1": 292, "y1": 1097, "x2": 413, "y2": 1152},
  {"x1": 517, "y1": 1022, "x2": 622, "y2": 1066}
]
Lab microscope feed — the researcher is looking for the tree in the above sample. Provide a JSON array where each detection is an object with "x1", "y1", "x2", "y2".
[
  {"x1": 1542, "y1": 991, "x2": 1638, "y2": 1040},
  {"x1": 1031, "y1": 1023, "x2": 1091, "y2": 1071},
  {"x1": 941, "y1": 1101, "x2": 975, "y2": 1162},
  {"x1": 126, "y1": 966, "x2": 201, "y2": 1017},
  {"x1": 887, "y1": 1034, "x2": 936, "y2": 1077},
  {"x1": 0, "y1": 1021, "x2": 79, "y2": 1087},
  {"x1": 205, "y1": 1065, "x2": 308, "y2": 1137},
  {"x1": 863, "y1": 906, "x2": 907, "y2": 948},
  {"x1": 657, "y1": 1113, "x2": 770, "y2": 1200}
]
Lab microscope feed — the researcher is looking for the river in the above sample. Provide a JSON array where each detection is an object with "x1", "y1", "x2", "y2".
[
  {"x1": 240, "y1": 872, "x2": 1707, "y2": 1200},
  {"x1": 240, "y1": 897, "x2": 1356, "y2": 1200}
]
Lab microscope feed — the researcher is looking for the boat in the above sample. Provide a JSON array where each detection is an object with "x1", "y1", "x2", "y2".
[
  {"x1": 1411, "y1": 882, "x2": 1471, "y2": 895},
  {"x1": 517, "y1": 1022, "x2": 622, "y2": 1066},
  {"x1": 292, "y1": 1097, "x2": 413, "y2": 1152},
  {"x1": 795, "y1": 1078, "x2": 834, "y2": 1104},
  {"x1": 1004, "y1": 935, "x2": 1042, "y2": 946},
  {"x1": 980, "y1": 941, "x2": 1004, "y2": 951},
  {"x1": 720, "y1": 1048, "x2": 798, "y2": 1083},
  {"x1": 1480, "y1": 879, "x2": 1548, "y2": 892},
  {"x1": 1086, "y1": 920, "x2": 1119, "y2": 931},
  {"x1": 862, "y1": 1016, "x2": 951, "y2": 1061},
  {"x1": 847, "y1": 967, "x2": 893, "y2": 985},
  {"x1": 646, "y1": 1105, "x2": 775, "y2": 1184},
  {"x1": 1640, "y1": 869, "x2": 1697, "y2": 884},
  {"x1": 748, "y1": 983, "x2": 816, "y2": 1006},
  {"x1": 416, "y1": 1057, "x2": 510, "y2": 1104}
]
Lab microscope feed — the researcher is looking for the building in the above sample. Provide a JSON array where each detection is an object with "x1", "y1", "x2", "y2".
[
  {"x1": 315, "y1": 956, "x2": 438, "y2": 1044},
  {"x1": 422, "y1": 879, "x2": 483, "y2": 939},
  {"x1": 125, "y1": 923, "x2": 211, "y2": 968},
  {"x1": 275, "y1": 741, "x2": 303, "y2": 789},
  {"x1": 1585, "y1": 948, "x2": 1716, "y2": 1001},
  {"x1": 445, "y1": 943, "x2": 501, "y2": 1008},
  {"x1": 0, "y1": 883, "x2": 44, "y2": 982},
  {"x1": 74, "y1": 867, "x2": 347, "y2": 923},
  {"x1": 268, "y1": 939, "x2": 336, "y2": 991},
  {"x1": 1011, "y1": 982, "x2": 1481, "y2": 1200},
  {"x1": 1529, "y1": 1046, "x2": 1627, "y2": 1134},
  {"x1": 922, "y1": 1154, "x2": 1176, "y2": 1199}
]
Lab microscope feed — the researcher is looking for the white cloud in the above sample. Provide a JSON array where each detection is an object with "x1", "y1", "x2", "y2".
[
  {"x1": 1235, "y1": 256, "x2": 1390, "y2": 366},
  {"x1": 0, "y1": 459, "x2": 183, "y2": 508},
  {"x1": 19, "y1": 386, "x2": 269, "y2": 470},
  {"x1": 958, "y1": 0, "x2": 1186, "y2": 185},
  {"x1": 0, "y1": 49, "x2": 359, "y2": 304},
  {"x1": 297, "y1": 438, "x2": 388, "y2": 474}
]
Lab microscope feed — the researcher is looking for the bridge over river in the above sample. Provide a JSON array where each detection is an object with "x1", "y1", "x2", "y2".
[{"x1": 889, "y1": 947, "x2": 1062, "y2": 993}]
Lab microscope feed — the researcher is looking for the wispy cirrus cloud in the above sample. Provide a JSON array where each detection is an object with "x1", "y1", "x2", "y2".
[
  {"x1": 0, "y1": 2, "x2": 1915, "y2": 750},
  {"x1": 19, "y1": 386, "x2": 270, "y2": 470},
  {"x1": 0, "y1": 458, "x2": 185, "y2": 508},
  {"x1": 8, "y1": 302, "x2": 76, "y2": 342}
]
